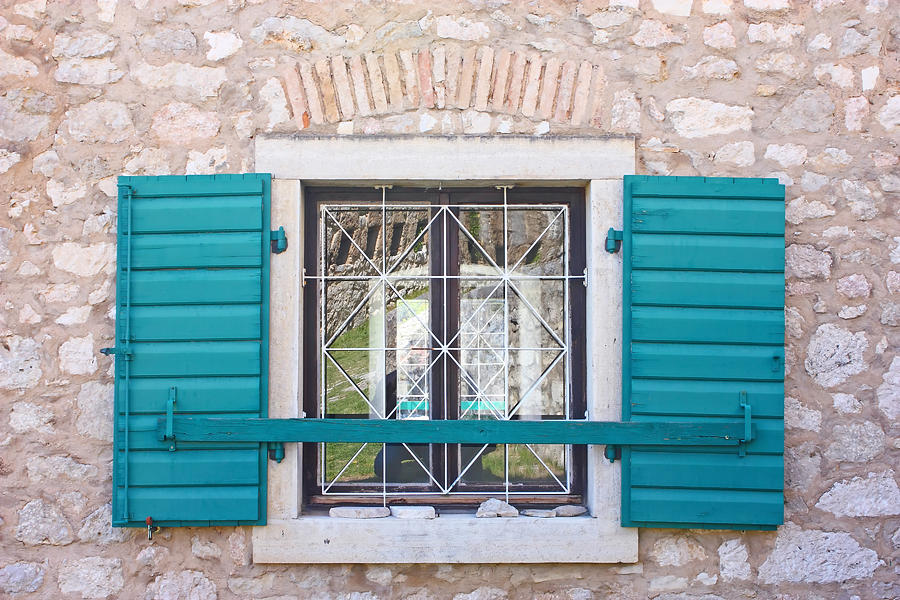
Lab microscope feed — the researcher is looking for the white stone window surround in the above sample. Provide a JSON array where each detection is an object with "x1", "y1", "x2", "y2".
[{"x1": 255, "y1": 136, "x2": 637, "y2": 564}]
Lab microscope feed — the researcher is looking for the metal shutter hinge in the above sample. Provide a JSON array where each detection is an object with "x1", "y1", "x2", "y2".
[
  {"x1": 270, "y1": 226, "x2": 287, "y2": 254},
  {"x1": 267, "y1": 442, "x2": 285, "y2": 463},
  {"x1": 100, "y1": 346, "x2": 133, "y2": 360},
  {"x1": 604, "y1": 445, "x2": 622, "y2": 463},
  {"x1": 605, "y1": 228, "x2": 623, "y2": 253}
]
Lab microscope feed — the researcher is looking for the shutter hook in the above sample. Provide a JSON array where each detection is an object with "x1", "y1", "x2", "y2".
[{"x1": 145, "y1": 516, "x2": 160, "y2": 540}]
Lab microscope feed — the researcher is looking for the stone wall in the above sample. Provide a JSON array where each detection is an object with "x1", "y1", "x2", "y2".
[{"x1": 1, "y1": 0, "x2": 898, "y2": 598}]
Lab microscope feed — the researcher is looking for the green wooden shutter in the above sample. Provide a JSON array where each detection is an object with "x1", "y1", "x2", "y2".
[
  {"x1": 621, "y1": 175, "x2": 785, "y2": 530},
  {"x1": 111, "y1": 174, "x2": 272, "y2": 527}
]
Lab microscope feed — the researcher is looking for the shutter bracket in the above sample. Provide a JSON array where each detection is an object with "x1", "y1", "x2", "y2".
[
  {"x1": 270, "y1": 226, "x2": 288, "y2": 254},
  {"x1": 604, "y1": 445, "x2": 621, "y2": 463},
  {"x1": 738, "y1": 391, "x2": 753, "y2": 458},
  {"x1": 605, "y1": 228, "x2": 623, "y2": 253},
  {"x1": 267, "y1": 442, "x2": 285, "y2": 463},
  {"x1": 162, "y1": 387, "x2": 177, "y2": 451}
]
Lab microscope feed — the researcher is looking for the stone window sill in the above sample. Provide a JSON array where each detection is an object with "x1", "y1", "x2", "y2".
[{"x1": 253, "y1": 515, "x2": 637, "y2": 564}]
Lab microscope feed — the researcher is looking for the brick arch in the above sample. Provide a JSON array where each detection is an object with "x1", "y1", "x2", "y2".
[{"x1": 277, "y1": 44, "x2": 604, "y2": 130}]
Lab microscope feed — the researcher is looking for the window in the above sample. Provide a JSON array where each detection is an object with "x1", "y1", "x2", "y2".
[
  {"x1": 108, "y1": 137, "x2": 784, "y2": 564},
  {"x1": 302, "y1": 187, "x2": 586, "y2": 504}
]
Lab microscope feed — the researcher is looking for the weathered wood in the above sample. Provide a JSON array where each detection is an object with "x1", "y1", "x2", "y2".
[{"x1": 162, "y1": 417, "x2": 746, "y2": 445}]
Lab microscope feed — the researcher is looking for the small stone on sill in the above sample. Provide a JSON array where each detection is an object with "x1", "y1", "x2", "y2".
[
  {"x1": 475, "y1": 498, "x2": 518, "y2": 518},
  {"x1": 521, "y1": 509, "x2": 555, "y2": 518},
  {"x1": 329, "y1": 506, "x2": 390, "y2": 519},
  {"x1": 553, "y1": 505, "x2": 587, "y2": 517},
  {"x1": 389, "y1": 506, "x2": 436, "y2": 519}
]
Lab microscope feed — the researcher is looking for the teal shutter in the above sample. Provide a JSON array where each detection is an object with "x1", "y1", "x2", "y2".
[
  {"x1": 621, "y1": 175, "x2": 785, "y2": 530},
  {"x1": 111, "y1": 174, "x2": 272, "y2": 527}
]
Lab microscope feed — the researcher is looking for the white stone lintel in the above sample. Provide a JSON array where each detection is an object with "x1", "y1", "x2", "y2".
[{"x1": 256, "y1": 135, "x2": 635, "y2": 184}]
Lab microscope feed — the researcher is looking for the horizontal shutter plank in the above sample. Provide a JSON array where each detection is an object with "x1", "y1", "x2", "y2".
[
  {"x1": 632, "y1": 343, "x2": 784, "y2": 381},
  {"x1": 127, "y1": 377, "x2": 261, "y2": 414},
  {"x1": 131, "y1": 195, "x2": 262, "y2": 234},
  {"x1": 632, "y1": 271, "x2": 783, "y2": 309},
  {"x1": 632, "y1": 306, "x2": 783, "y2": 345},
  {"x1": 631, "y1": 415, "x2": 783, "y2": 454},
  {"x1": 632, "y1": 197, "x2": 783, "y2": 235},
  {"x1": 127, "y1": 450, "x2": 260, "y2": 486},
  {"x1": 630, "y1": 379, "x2": 783, "y2": 418},
  {"x1": 630, "y1": 179, "x2": 784, "y2": 200},
  {"x1": 126, "y1": 486, "x2": 259, "y2": 523},
  {"x1": 131, "y1": 305, "x2": 261, "y2": 341},
  {"x1": 123, "y1": 174, "x2": 265, "y2": 198},
  {"x1": 631, "y1": 452, "x2": 783, "y2": 490},
  {"x1": 131, "y1": 269, "x2": 261, "y2": 305},
  {"x1": 632, "y1": 233, "x2": 783, "y2": 272},
  {"x1": 629, "y1": 487, "x2": 783, "y2": 528},
  {"x1": 131, "y1": 232, "x2": 261, "y2": 269},
  {"x1": 129, "y1": 341, "x2": 260, "y2": 377}
]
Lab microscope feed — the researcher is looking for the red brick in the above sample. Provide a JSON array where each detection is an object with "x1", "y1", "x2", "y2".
[
  {"x1": 418, "y1": 49, "x2": 435, "y2": 109},
  {"x1": 278, "y1": 62, "x2": 309, "y2": 130},
  {"x1": 330, "y1": 55, "x2": 356, "y2": 120},
  {"x1": 348, "y1": 55, "x2": 372, "y2": 117},
  {"x1": 553, "y1": 60, "x2": 577, "y2": 123}
]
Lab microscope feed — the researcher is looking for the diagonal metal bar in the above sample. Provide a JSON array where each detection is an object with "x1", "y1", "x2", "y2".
[
  {"x1": 446, "y1": 208, "x2": 504, "y2": 275},
  {"x1": 505, "y1": 280, "x2": 566, "y2": 349},
  {"x1": 323, "y1": 280, "x2": 382, "y2": 349},
  {"x1": 524, "y1": 443, "x2": 568, "y2": 492},
  {"x1": 324, "y1": 208, "x2": 383, "y2": 275},
  {"x1": 386, "y1": 208, "x2": 443, "y2": 275},
  {"x1": 323, "y1": 442, "x2": 371, "y2": 492},
  {"x1": 508, "y1": 208, "x2": 565, "y2": 274},
  {"x1": 507, "y1": 349, "x2": 567, "y2": 419},
  {"x1": 324, "y1": 350, "x2": 384, "y2": 419},
  {"x1": 401, "y1": 443, "x2": 448, "y2": 493},
  {"x1": 447, "y1": 443, "x2": 491, "y2": 492}
]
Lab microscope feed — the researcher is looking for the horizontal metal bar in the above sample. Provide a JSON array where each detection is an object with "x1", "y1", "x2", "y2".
[{"x1": 160, "y1": 418, "x2": 745, "y2": 446}]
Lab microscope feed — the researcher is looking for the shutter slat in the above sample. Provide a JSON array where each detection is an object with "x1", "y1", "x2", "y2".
[
  {"x1": 128, "y1": 377, "x2": 262, "y2": 413},
  {"x1": 622, "y1": 175, "x2": 784, "y2": 531},
  {"x1": 630, "y1": 488, "x2": 783, "y2": 529},
  {"x1": 128, "y1": 450, "x2": 261, "y2": 486},
  {"x1": 132, "y1": 195, "x2": 262, "y2": 233},
  {"x1": 632, "y1": 271, "x2": 783, "y2": 309},
  {"x1": 128, "y1": 341, "x2": 260, "y2": 377},
  {"x1": 632, "y1": 343, "x2": 783, "y2": 381},
  {"x1": 632, "y1": 233, "x2": 783, "y2": 272},
  {"x1": 632, "y1": 306, "x2": 783, "y2": 345},
  {"x1": 131, "y1": 232, "x2": 262, "y2": 269},
  {"x1": 131, "y1": 269, "x2": 262, "y2": 305},
  {"x1": 128, "y1": 487, "x2": 259, "y2": 524},
  {"x1": 631, "y1": 453, "x2": 783, "y2": 490},
  {"x1": 633, "y1": 197, "x2": 784, "y2": 235},
  {"x1": 131, "y1": 305, "x2": 261, "y2": 341},
  {"x1": 112, "y1": 174, "x2": 270, "y2": 528},
  {"x1": 631, "y1": 380, "x2": 783, "y2": 418}
]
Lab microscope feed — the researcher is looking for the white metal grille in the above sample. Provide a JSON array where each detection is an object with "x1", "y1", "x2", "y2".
[{"x1": 316, "y1": 189, "x2": 579, "y2": 499}]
